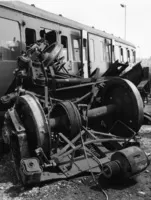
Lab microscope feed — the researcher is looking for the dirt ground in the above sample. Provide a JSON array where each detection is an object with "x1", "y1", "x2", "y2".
[{"x1": 1, "y1": 117, "x2": 151, "y2": 199}]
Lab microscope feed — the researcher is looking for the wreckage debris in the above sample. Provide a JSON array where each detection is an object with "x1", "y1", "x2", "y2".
[{"x1": 1, "y1": 39, "x2": 150, "y2": 187}]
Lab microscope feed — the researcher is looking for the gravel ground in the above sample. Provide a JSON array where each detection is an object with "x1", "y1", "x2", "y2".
[{"x1": 1, "y1": 117, "x2": 151, "y2": 199}]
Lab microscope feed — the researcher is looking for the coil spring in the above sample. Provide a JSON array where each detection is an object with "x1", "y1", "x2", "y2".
[{"x1": 86, "y1": 144, "x2": 102, "y2": 159}]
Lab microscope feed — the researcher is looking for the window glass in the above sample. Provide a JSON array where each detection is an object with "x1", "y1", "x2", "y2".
[
  {"x1": 83, "y1": 39, "x2": 87, "y2": 61},
  {"x1": 127, "y1": 49, "x2": 130, "y2": 62},
  {"x1": 108, "y1": 44, "x2": 111, "y2": 61},
  {"x1": 120, "y1": 48, "x2": 124, "y2": 62},
  {"x1": 25, "y1": 28, "x2": 36, "y2": 47},
  {"x1": 73, "y1": 39, "x2": 79, "y2": 48},
  {"x1": 105, "y1": 44, "x2": 110, "y2": 62},
  {"x1": 61, "y1": 35, "x2": 68, "y2": 62},
  {"x1": 123, "y1": 48, "x2": 127, "y2": 62},
  {"x1": 130, "y1": 50, "x2": 133, "y2": 63},
  {"x1": 0, "y1": 18, "x2": 20, "y2": 60},
  {"x1": 72, "y1": 38, "x2": 81, "y2": 62},
  {"x1": 112, "y1": 45, "x2": 115, "y2": 62},
  {"x1": 39, "y1": 28, "x2": 57, "y2": 45},
  {"x1": 132, "y1": 50, "x2": 136, "y2": 63},
  {"x1": 104, "y1": 39, "x2": 111, "y2": 62},
  {"x1": 89, "y1": 39, "x2": 95, "y2": 62},
  {"x1": 115, "y1": 45, "x2": 120, "y2": 61},
  {"x1": 45, "y1": 30, "x2": 56, "y2": 45},
  {"x1": 99, "y1": 41, "x2": 104, "y2": 62}
]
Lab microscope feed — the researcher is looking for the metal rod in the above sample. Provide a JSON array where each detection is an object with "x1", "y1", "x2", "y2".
[
  {"x1": 91, "y1": 130, "x2": 117, "y2": 138},
  {"x1": 74, "y1": 91, "x2": 92, "y2": 104},
  {"x1": 80, "y1": 129, "x2": 97, "y2": 182},
  {"x1": 58, "y1": 132, "x2": 75, "y2": 149},
  {"x1": 82, "y1": 126, "x2": 97, "y2": 139},
  {"x1": 87, "y1": 104, "x2": 116, "y2": 118},
  {"x1": 84, "y1": 138, "x2": 125, "y2": 145},
  {"x1": 51, "y1": 130, "x2": 85, "y2": 158},
  {"x1": 58, "y1": 138, "x2": 125, "y2": 159},
  {"x1": 49, "y1": 104, "x2": 116, "y2": 129},
  {"x1": 56, "y1": 79, "x2": 105, "y2": 92}
]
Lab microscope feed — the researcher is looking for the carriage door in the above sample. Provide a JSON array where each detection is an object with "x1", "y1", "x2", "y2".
[
  {"x1": 59, "y1": 26, "x2": 82, "y2": 76},
  {"x1": 88, "y1": 34, "x2": 109, "y2": 76}
]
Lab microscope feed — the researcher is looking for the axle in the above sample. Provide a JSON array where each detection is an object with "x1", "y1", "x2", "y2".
[
  {"x1": 49, "y1": 104, "x2": 117, "y2": 129},
  {"x1": 87, "y1": 104, "x2": 116, "y2": 118}
]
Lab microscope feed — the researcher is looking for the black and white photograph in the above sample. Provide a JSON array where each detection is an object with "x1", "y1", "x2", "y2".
[{"x1": 0, "y1": 0, "x2": 151, "y2": 199}]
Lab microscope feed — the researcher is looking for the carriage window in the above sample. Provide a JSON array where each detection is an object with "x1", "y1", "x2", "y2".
[
  {"x1": 130, "y1": 50, "x2": 133, "y2": 63},
  {"x1": 108, "y1": 44, "x2": 111, "y2": 61},
  {"x1": 89, "y1": 39, "x2": 95, "y2": 62},
  {"x1": 112, "y1": 45, "x2": 115, "y2": 62},
  {"x1": 99, "y1": 41, "x2": 104, "y2": 62},
  {"x1": 104, "y1": 39, "x2": 111, "y2": 62},
  {"x1": 45, "y1": 30, "x2": 57, "y2": 45},
  {"x1": 127, "y1": 49, "x2": 130, "y2": 62},
  {"x1": 61, "y1": 35, "x2": 68, "y2": 62},
  {"x1": 83, "y1": 39, "x2": 87, "y2": 61},
  {"x1": 39, "y1": 28, "x2": 57, "y2": 45},
  {"x1": 72, "y1": 38, "x2": 81, "y2": 62},
  {"x1": 0, "y1": 18, "x2": 20, "y2": 60},
  {"x1": 123, "y1": 48, "x2": 127, "y2": 62},
  {"x1": 120, "y1": 48, "x2": 124, "y2": 62},
  {"x1": 115, "y1": 46, "x2": 120, "y2": 61},
  {"x1": 132, "y1": 50, "x2": 136, "y2": 63},
  {"x1": 105, "y1": 45, "x2": 110, "y2": 62},
  {"x1": 25, "y1": 28, "x2": 36, "y2": 47}
]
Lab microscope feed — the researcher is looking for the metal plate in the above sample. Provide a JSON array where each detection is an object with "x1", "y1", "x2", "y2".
[
  {"x1": 97, "y1": 78, "x2": 144, "y2": 137},
  {"x1": 43, "y1": 42, "x2": 63, "y2": 67},
  {"x1": 15, "y1": 93, "x2": 50, "y2": 156},
  {"x1": 50, "y1": 101, "x2": 82, "y2": 139}
]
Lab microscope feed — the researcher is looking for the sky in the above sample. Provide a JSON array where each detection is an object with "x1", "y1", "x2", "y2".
[{"x1": 5, "y1": 0, "x2": 151, "y2": 58}]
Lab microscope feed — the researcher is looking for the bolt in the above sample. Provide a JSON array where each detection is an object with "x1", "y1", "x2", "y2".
[{"x1": 28, "y1": 161, "x2": 34, "y2": 168}]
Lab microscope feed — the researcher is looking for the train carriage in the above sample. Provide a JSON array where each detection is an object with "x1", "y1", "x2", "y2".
[{"x1": 0, "y1": 1, "x2": 136, "y2": 100}]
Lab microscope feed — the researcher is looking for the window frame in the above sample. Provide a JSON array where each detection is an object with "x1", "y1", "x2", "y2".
[
  {"x1": 72, "y1": 37, "x2": 81, "y2": 62},
  {"x1": 0, "y1": 17, "x2": 21, "y2": 60},
  {"x1": 123, "y1": 47, "x2": 127, "y2": 62},
  {"x1": 105, "y1": 39, "x2": 111, "y2": 62},
  {"x1": 25, "y1": 28, "x2": 36, "y2": 47},
  {"x1": 60, "y1": 35, "x2": 69, "y2": 61},
  {"x1": 99, "y1": 41, "x2": 104, "y2": 62},
  {"x1": 83, "y1": 38, "x2": 87, "y2": 61},
  {"x1": 89, "y1": 38, "x2": 95, "y2": 62}
]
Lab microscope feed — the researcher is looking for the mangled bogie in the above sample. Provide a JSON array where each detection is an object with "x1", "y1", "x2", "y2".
[
  {"x1": 1, "y1": 36, "x2": 149, "y2": 186},
  {"x1": 2, "y1": 76, "x2": 148, "y2": 185}
]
